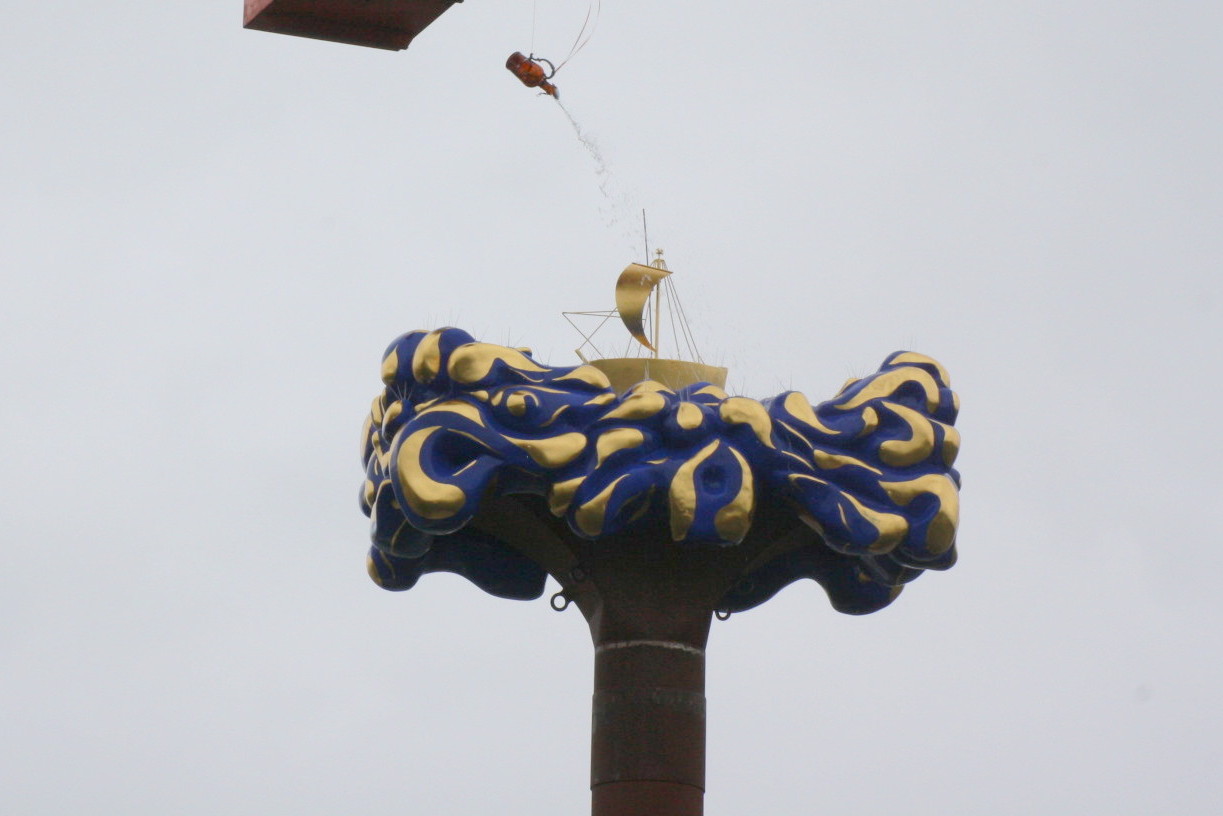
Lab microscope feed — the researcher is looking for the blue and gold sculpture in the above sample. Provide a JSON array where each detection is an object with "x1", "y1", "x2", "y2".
[{"x1": 361, "y1": 326, "x2": 960, "y2": 615}]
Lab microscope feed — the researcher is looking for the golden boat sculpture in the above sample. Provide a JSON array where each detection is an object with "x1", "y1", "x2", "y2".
[{"x1": 565, "y1": 251, "x2": 727, "y2": 394}]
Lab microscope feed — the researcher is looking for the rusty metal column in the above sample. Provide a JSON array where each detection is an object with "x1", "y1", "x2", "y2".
[
  {"x1": 591, "y1": 638, "x2": 707, "y2": 815},
  {"x1": 569, "y1": 530, "x2": 724, "y2": 816}
]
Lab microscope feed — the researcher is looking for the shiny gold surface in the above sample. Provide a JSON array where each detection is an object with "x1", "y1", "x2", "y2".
[
  {"x1": 842, "y1": 492, "x2": 909, "y2": 553},
  {"x1": 506, "y1": 392, "x2": 530, "y2": 416},
  {"x1": 396, "y1": 427, "x2": 468, "y2": 519},
  {"x1": 668, "y1": 440, "x2": 719, "y2": 541},
  {"x1": 833, "y1": 367, "x2": 941, "y2": 413},
  {"x1": 589, "y1": 358, "x2": 728, "y2": 394},
  {"x1": 366, "y1": 552, "x2": 384, "y2": 586},
  {"x1": 575, "y1": 474, "x2": 630, "y2": 536},
  {"x1": 381, "y1": 400, "x2": 402, "y2": 435},
  {"x1": 414, "y1": 399, "x2": 485, "y2": 427},
  {"x1": 448, "y1": 342, "x2": 549, "y2": 384},
  {"x1": 858, "y1": 406, "x2": 879, "y2": 437},
  {"x1": 888, "y1": 352, "x2": 951, "y2": 386},
  {"x1": 504, "y1": 432, "x2": 587, "y2": 468},
  {"x1": 554, "y1": 365, "x2": 613, "y2": 389},
  {"x1": 675, "y1": 401, "x2": 704, "y2": 430},
  {"x1": 627, "y1": 381, "x2": 676, "y2": 395},
  {"x1": 411, "y1": 329, "x2": 443, "y2": 384},
  {"x1": 713, "y1": 447, "x2": 754, "y2": 543},
  {"x1": 595, "y1": 427, "x2": 646, "y2": 467},
  {"x1": 584, "y1": 392, "x2": 617, "y2": 407},
  {"x1": 719, "y1": 397, "x2": 776, "y2": 448},
  {"x1": 381, "y1": 348, "x2": 400, "y2": 386},
  {"x1": 548, "y1": 476, "x2": 584, "y2": 515},
  {"x1": 813, "y1": 449, "x2": 883, "y2": 475},
  {"x1": 781, "y1": 391, "x2": 840, "y2": 436},
  {"x1": 600, "y1": 390, "x2": 668, "y2": 421},
  {"x1": 878, "y1": 402, "x2": 936, "y2": 467},
  {"x1": 789, "y1": 473, "x2": 908, "y2": 552},
  {"x1": 615, "y1": 262, "x2": 672, "y2": 351},
  {"x1": 879, "y1": 474, "x2": 959, "y2": 554},
  {"x1": 942, "y1": 425, "x2": 961, "y2": 466}
]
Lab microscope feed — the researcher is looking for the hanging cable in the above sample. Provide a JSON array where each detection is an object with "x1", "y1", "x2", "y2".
[{"x1": 556, "y1": 0, "x2": 601, "y2": 72}]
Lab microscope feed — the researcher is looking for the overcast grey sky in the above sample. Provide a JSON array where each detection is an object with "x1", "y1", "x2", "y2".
[{"x1": 3, "y1": 1, "x2": 1221, "y2": 813}]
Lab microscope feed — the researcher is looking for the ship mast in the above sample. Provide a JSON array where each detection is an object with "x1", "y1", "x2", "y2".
[{"x1": 651, "y1": 249, "x2": 667, "y2": 358}]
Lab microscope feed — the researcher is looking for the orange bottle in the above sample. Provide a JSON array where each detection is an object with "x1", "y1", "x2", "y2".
[{"x1": 506, "y1": 51, "x2": 559, "y2": 98}]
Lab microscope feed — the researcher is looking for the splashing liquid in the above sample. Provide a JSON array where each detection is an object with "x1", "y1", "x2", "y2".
[{"x1": 555, "y1": 98, "x2": 643, "y2": 256}]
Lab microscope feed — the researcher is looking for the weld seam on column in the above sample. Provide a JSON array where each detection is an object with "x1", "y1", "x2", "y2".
[
  {"x1": 591, "y1": 779, "x2": 706, "y2": 790},
  {"x1": 595, "y1": 640, "x2": 706, "y2": 657}
]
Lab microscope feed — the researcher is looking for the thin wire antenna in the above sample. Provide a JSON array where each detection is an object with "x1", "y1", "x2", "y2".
[{"x1": 642, "y1": 209, "x2": 649, "y2": 265}]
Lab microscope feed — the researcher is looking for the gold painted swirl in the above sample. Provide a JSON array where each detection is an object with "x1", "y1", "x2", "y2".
[
  {"x1": 719, "y1": 397, "x2": 776, "y2": 448},
  {"x1": 879, "y1": 474, "x2": 959, "y2": 555},
  {"x1": 411, "y1": 330, "x2": 443, "y2": 384},
  {"x1": 448, "y1": 343, "x2": 549, "y2": 384},
  {"x1": 833, "y1": 367, "x2": 941, "y2": 412},
  {"x1": 504, "y1": 432, "x2": 587, "y2": 468},
  {"x1": 381, "y1": 349, "x2": 399, "y2": 386},
  {"x1": 575, "y1": 474, "x2": 631, "y2": 537},
  {"x1": 602, "y1": 390, "x2": 668, "y2": 421},
  {"x1": 713, "y1": 447, "x2": 754, "y2": 543},
  {"x1": 669, "y1": 440, "x2": 719, "y2": 541},
  {"x1": 595, "y1": 427, "x2": 646, "y2": 467},
  {"x1": 395, "y1": 426, "x2": 468, "y2": 520},
  {"x1": 782, "y1": 391, "x2": 840, "y2": 436},
  {"x1": 675, "y1": 401, "x2": 704, "y2": 430},
  {"x1": 878, "y1": 402, "x2": 936, "y2": 467},
  {"x1": 414, "y1": 400, "x2": 486, "y2": 427}
]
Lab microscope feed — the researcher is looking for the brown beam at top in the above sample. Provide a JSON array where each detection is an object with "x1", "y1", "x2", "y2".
[{"x1": 243, "y1": 0, "x2": 461, "y2": 51}]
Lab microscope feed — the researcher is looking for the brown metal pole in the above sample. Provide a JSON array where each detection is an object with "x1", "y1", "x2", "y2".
[
  {"x1": 591, "y1": 638, "x2": 707, "y2": 816},
  {"x1": 476, "y1": 503, "x2": 752, "y2": 816},
  {"x1": 474, "y1": 499, "x2": 808, "y2": 816},
  {"x1": 563, "y1": 527, "x2": 729, "y2": 816}
]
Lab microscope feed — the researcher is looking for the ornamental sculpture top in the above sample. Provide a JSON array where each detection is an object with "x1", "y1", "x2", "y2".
[{"x1": 360, "y1": 325, "x2": 959, "y2": 616}]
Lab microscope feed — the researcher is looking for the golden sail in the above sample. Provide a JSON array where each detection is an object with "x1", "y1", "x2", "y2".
[
  {"x1": 566, "y1": 251, "x2": 727, "y2": 394},
  {"x1": 615, "y1": 262, "x2": 671, "y2": 352}
]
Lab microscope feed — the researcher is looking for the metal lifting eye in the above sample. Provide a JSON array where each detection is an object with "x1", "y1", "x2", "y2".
[
  {"x1": 715, "y1": 608, "x2": 731, "y2": 621},
  {"x1": 531, "y1": 55, "x2": 557, "y2": 78},
  {"x1": 550, "y1": 590, "x2": 572, "y2": 612}
]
